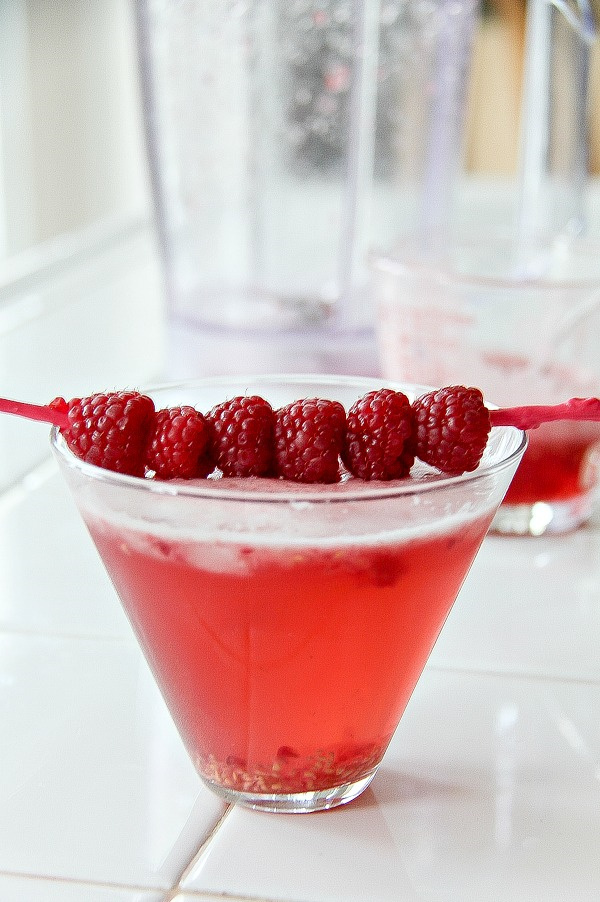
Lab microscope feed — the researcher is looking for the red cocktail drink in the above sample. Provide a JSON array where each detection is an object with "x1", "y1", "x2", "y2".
[
  {"x1": 86, "y1": 492, "x2": 490, "y2": 797},
  {"x1": 52, "y1": 375, "x2": 526, "y2": 811}
]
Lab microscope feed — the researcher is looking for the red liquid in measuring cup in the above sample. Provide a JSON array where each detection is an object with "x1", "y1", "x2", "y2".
[{"x1": 502, "y1": 421, "x2": 600, "y2": 506}]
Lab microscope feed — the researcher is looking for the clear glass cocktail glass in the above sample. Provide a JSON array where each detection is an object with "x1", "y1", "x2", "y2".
[{"x1": 51, "y1": 375, "x2": 526, "y2": 813}]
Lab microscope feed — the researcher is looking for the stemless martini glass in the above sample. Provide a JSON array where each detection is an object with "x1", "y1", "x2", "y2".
[{"x1": 51, "y1": 375, "x2": 526, "y2": 813}]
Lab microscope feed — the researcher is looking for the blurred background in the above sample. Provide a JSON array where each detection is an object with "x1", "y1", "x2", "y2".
[{"x1": 0, "y1": 0, "x2": 599, "y2": 261}]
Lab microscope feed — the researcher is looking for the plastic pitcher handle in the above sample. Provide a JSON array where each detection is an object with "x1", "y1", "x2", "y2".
[
  {"x1": 552, "y1": 0, "x2": 596, "y2": 41},
  {"x1": 516, "y1": 0, "x2": 597, "y2": 269}
]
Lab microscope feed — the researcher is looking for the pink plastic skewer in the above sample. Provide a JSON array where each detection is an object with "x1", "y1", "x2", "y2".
[
  {"x1": 0, "y1": 397, "x2": 70, "y2": 430},
  {"x1": 490, "y1": 397, "x2": 600, "y2": 431}
]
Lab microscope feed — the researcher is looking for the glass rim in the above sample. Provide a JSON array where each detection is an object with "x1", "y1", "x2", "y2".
[
  {"x1": 50, "y1": 373, "x2": 528, "y2": 504},
  {"x1": 369, "y1": 239, "x2": 600, "y2": 292}
]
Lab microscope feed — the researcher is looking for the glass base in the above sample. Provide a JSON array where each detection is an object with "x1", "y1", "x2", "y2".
[
  {"x1": 491, "y1": 496, "x2": 594, "y2": 536},
  {"x1": 201, "y1": 767, "x2": 379, "y2": 813}
]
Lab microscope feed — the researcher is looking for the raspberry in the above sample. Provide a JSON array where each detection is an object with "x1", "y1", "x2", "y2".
[
  {"x1": 274, "y1": 398, "x2": 346, "y2": 483},
  {"x1": 62, "y1": 390, "x2": 155, "y2": 476},
  {"x1": 343, "y1": 388, "x2": 415, "y2": 480},
  {"x1": 208, "y1": 395, "x2": 275, "y2": 477},
  {"x1": 412, "y1": 385, "x2": 491, "y2": 475},
  {"x1": 145, "y1": 406, "x2": 214, "y2": 479}
]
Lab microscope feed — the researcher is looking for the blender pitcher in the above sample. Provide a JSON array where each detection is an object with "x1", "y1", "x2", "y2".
[{"x1": 136, "y1": 0, "x2": 479, "y2": 334}]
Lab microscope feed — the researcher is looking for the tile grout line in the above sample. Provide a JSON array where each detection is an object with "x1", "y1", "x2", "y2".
[
  {"x1": 2, "y1": 615, "x2": 600, "y2": 689},
  {"x1": 162, "y1": 803, "x2": 234, "y2": 900},
  {"x1": 162, "y1": 806, "x2": 322, "y2": 902},
  {"x1": 0, "y1": 623, "x2": 138, "y2": 644},
  {"x1": 166, "y1": 890, "x2": 310, "y2": 902},
  {"x1": 0, "y1": 869, "x2": 167, "y2": 896},
  {"x1": 0, "y1": 456, "x2": 57, "y2": 513},
  {"x1": 0, "y1": 869, "x2": 289, "y2": 902},
  {"x1": 165, "y1": 890, "x2": 304, "y2": 902},
  {"x1": 427, "y1": 661, "x2": 600, "y2": 687}
]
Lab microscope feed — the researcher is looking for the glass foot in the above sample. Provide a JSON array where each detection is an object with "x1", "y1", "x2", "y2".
[
  {"x1": 201, "y1": 768, "x2": 379, "y2": 813},
  {"x1": 491, "y1": 495, "x2": 594, "y2": 536}
]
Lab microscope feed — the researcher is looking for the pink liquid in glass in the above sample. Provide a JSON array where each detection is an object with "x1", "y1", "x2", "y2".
[{"x1": 86, "y1": 504, "x2": 492, "y2": 796}]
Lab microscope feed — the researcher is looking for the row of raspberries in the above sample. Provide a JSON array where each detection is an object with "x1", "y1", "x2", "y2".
[{"x1": 51, "y1": 385, "x2": 492, "y2": 482}]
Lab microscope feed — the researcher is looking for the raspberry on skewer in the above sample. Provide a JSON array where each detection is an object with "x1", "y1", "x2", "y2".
[
  {"x1": 146, "y1": 406, "x2": 214, "y2": 479},
  {"x1": 412, "y1": 387, "x2": 600, "y2": 477},
  {"x1": 208, "y1": 395, "x2": 275, "y2": 477},
  {"x1": 61, "y1": 391, "x2": 156, "y2": 477},
  {"x1": 0, "y1": 391, "x2": 155, "y2": 477},
  {"x1": 412, "y1": 386, "x2": 491, "y2": 476},
  {"x1": 343, "y1": 388, "x2": 415, "y2": 480},
  {"x1": 3, "y1": 385, "x2": 600, "y2": 482},
  {"x1": 274, "y1": 397, "x2": 346, "y2": 483}
]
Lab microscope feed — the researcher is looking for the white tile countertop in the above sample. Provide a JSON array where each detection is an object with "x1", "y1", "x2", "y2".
[
  {"x1": 0, "y1": 456, "x2": 599, "y2": 902},
  {"x1": 1, "y1": 212, "x2": 600, "y2": 900}
]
